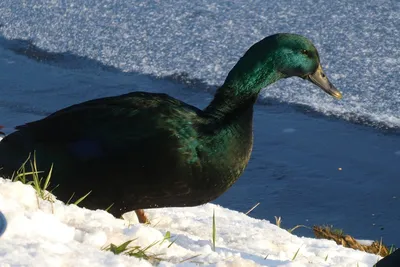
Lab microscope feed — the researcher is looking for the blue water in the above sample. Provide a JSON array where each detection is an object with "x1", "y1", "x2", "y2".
[{"x1": 0, "y1": 1, "x2": 399, "y2": 246}]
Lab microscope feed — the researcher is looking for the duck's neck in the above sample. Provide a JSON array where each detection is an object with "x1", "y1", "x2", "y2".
[
  {"x1": 204, "y1": 64, "x2": 282, "y2": 119},
  {"x1": 204, "y1": 34, "x2": 286, "y2": 119}
]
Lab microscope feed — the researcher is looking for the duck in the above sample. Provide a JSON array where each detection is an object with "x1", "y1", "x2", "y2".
[{"x1": 0, "y1": 33, "x2": 342, "y2": 223}]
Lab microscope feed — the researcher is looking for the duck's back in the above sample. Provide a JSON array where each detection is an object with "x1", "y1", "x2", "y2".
[{"x1": 0, "y1": 93, "x2": 200, "y2": 211}]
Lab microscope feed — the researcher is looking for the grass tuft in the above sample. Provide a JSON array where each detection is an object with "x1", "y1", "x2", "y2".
[
  {"x1": 274, "y1": 216, "x2": 282, "y2": 228},
  {"x1": 11, "y1": 152, "x2": 91, "y2": 209},
  {"x1": 11, "y1": 153, "x2": 35, "y2": 184},
  {"x1": 103, "y1": 238, "x2": 165, "y2": 264},
  {"x1": 12, "y1": 153, "x2": 55, "y2": 210},
  {"x1": 313, "y1": 225, "x2": 393, "y2": 257},
  {"x1": 107, "y1": 239, "x2": 136, "y2": 255},
  {"x1": 274, "y1": 216, "x2": 309, "y2": 233}
]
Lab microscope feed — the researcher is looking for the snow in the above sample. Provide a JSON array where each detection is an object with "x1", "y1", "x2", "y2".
[{"x1": 0, "y1": 178, "x2": 380, "y2": 266}]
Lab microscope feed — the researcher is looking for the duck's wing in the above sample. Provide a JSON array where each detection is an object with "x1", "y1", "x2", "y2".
[
  {"x1": 1, "y1": 91, "x2": 202, "y2": 175},
  {"x1": 17, "y1": 92, "x2": 196, "y2": 139}
]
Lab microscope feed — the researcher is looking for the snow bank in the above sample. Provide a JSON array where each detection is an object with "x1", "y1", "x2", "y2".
[{"x1": 0, "y1": 178, "x2": 380, "y2": 266}]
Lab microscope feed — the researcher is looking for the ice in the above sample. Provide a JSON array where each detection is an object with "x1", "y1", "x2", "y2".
[{"x1": 0, "y1": 0, "x2": 398, "y2": 128}]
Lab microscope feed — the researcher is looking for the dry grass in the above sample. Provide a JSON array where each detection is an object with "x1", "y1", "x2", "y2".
[{"x1": 313, "y1": 225, "x2": 391, "y2": 257}]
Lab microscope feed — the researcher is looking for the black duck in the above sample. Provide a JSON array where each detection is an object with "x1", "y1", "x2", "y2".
[{"x1": 0, "y1": 33, "x2": 342, "y2": 222}]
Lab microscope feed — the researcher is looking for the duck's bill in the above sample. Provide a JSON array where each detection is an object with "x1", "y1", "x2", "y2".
[{"x1": 306, "y1": 64, "x2": 342, "y2": 99}]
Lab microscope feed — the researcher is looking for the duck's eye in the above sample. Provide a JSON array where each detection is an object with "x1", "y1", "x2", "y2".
[{"x1": 301, "y1": 49, "x2": 309, "y2": 56}]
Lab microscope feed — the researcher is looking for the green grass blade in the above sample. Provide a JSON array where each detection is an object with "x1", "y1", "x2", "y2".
[
  {"x1": 73, "y1": 190, "x2": 92, "y2": 206},
  {"x1": 114, "y1": 239, "x2": 135, "y2": 254},
  {"x1": 142, "y1": 240, "x2": 160, "y2": 252},
  {"x1": 160, "y1": 231, "x2": 171, "y2": 245},
  {"x1": 179, "y1": 254, "x2": 201, "y2": 263},
  {"x1": 66, "y1": 192, "x2": 76, "y2": 205},
  {"x1": 212, "y1": 209, "x2": 216, "y2": 252},
  {"x1": 245, "y1": 202, "x2": 260, "y2": 215},
  {"x1": 13, "y1": 153, "x2": 32, "y2": 183},
  {"x1": 288, "y1": 224, "x2": 309, "y2": 233},
  {"x1": 42, "y1": 163, "x2": 53, "y2": 191},
  {"x1": 167, "y1": 238, "x2": 177, "y2": 248},
  {"x1": 105, "y1": 203, "x2": 114, "y2": 212},
  {"x1": 30, "y1": 160, "x2": 41, "y2": 197},
  {"x1": 292, "y1": 246, "x2": 301, "y2": 261}
]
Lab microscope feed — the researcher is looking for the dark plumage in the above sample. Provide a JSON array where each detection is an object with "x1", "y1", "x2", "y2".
[{"x1": 0, "y1": 33, "x2": 342, "y2": 221}]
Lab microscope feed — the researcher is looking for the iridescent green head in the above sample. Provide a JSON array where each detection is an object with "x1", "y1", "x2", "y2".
[{"x1": 224, "y1": 33, "x2": 342, "y2": 99}]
